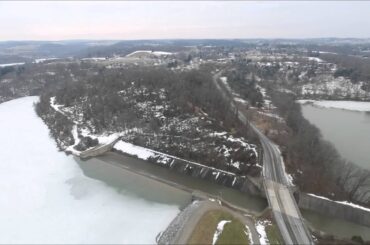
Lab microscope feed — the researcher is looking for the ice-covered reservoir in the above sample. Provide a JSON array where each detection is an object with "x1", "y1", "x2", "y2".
[{"x1": 0, "y1": 96, "x2": 180, "y2": 244}]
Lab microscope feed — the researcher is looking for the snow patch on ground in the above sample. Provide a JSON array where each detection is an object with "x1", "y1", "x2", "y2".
[
  {"x1": 277, "y1": 88, "x2": 296, "y2": 95},
  {"x1": 114, "y1": 141, "x2": 156, "y2": 160},
  {"x1": 298, "y1": 99, "x2": 370, "y2": 111},
  {"x1": 231, "y1": 161, "x2": 240, "y2": 169},
  {"x1": 65, "y1": 125, "x2": 81, "y2": 155},
  {"x1": 244, "y1": 225, "x2": 254, "y2": 244},
  {"x1": 50, "y1": 97, "x2": 67, "y2": 116},
  {"x1": 234, "y1": 97, "x2": 248, "y2": 105},
  {"x1": 286, "y1": 173, "x2": 294, "y2": 186},
  {"x1": 211, "y1": 131, "x2": 259, "y2": 166},
  {"x1": 89, "y1": 132, "x2": 123, "y2": 144},
  {"x1": 126, "y1": 50, "x2": 173, "y2": 57},
  {"x1": 256, "y1": 220, "x2": 270, "y2": 245},
  {"x1": 48, "y1": 96, "x2": 244, "y2": 177},
  {"x1": 212, "y1": 220, "x2": 231, "y2": 245},
  {"x1": 208, "y1": 198, "x2": 222, "y2": 206},
  {"x1": 300, "y1": 77, "x2": 370, "y2": 99},
  {"x1": 274, "y1": 147, "x2": 294, "y2": 186},
  {"x1": 256, "y1": 84, "x2": 277, "y2": 110},
  {"x1": 50, "y1": 97, "x2": 128, "y2": 154},
  {"x1": 114, "y1": 140, "x2": 237, "y2": 176},
  {"x1": 81, "y1": 57, "x2": 107, "y2": 61},
  {"x1": 219, "y1": 76, "x2": 235, "y2": 97},
  {"x1": 308, "y1": 57, "x2": 324, "y2": 63},
  {"x1": 34, "y1": 58, "x2": 58, "y2": 63},
  {"x1": 257, "y1": 111, "x2": 284, "y2": 121},
  {"x1": 256, "y1": 84, "x2": 267, "y2": 97},
  {"x1": 0, "y1": 62, "x2": 25, "y2": 67}
]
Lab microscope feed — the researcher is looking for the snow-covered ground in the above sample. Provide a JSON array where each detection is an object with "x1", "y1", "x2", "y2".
[
  {"x1": 114, "y1": 140, "x2": 238, "y2": 177},
  {"x1": 126, "y1": 50, "x2": 173, "y2": 57},
  {"x1": 244, "y1": 224, "x2": 254, "y2": 244},
  {"x1": 256, "y1": 220, "x2": 270, "y2": 245},
  {"x1": 34, "y1": 58, "x2": 58, "y2": 63},
  {"x1": 257, "y1": 111, "x2": 284, "y2": 121},
  {"x1": 81, "y1": 57, "x2": 107, "y2": 61},
  {"x1": 308, "y1": 57, "x2": 324, "y2": 63},
  {"x1": 212, "y1": 220, "x2": 231, "y2": 245},
  {"x1": 0, "y1": 62, "x2": 25, "y2": 67},
  {"x1": 298, "y1": 100, "x2": 370, "y2": 112},
  {"x1": 0, "y1": 96, "x2": 180, "y2": 244},
  {"x1": 114, "y1": 141, "x2": 156, "y2": 160},
  {"x1": 49, "y1": 94, "x2": 257, "y2": 175},
  {"x1": 300, "y1": 76, "x2": 370, "y2": 99}
]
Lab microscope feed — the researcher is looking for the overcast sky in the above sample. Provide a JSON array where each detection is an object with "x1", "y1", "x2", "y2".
[{"x1": 0, "y1": 1, "x2": 370, "y2": 41}]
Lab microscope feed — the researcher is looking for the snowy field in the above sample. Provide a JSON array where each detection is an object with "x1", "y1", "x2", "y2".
[
  {"x1": 0, "y1": 96, "x2": 179, "y2": 244},
  {"x1": 126, "y1": 50, "x2": 173, "y2": 57},
  {"x1": 298, "y1": 100, "x2": 370, "y2": 112},
  {"x1": 0, "y1": 62, "x2": 25, "y2": 67}
]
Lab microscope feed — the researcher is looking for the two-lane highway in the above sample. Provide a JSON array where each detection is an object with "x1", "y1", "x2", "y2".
[
  {"x1": 213, "y1": 72, "x2": 313, "y2": 244},
  {"x1": 255, "y1": 125, "x2": 313, "y2": 244}
]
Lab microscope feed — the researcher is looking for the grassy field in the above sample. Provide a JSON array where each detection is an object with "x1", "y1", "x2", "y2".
[
  {"x1": 265, "y1": 222, "x2": 283, "y2": 244},
  {"x1": 188, "y1": 209, "x2": 250, "y2": 245}
]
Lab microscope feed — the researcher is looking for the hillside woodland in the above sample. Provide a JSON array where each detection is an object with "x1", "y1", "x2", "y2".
[{"x1": 36, "y1": 65, "x2": 262, "y2": 176}]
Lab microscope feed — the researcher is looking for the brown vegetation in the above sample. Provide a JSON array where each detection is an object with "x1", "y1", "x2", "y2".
[{"x1": 270, "y1": 91, "x2": 370, "y2": 206}]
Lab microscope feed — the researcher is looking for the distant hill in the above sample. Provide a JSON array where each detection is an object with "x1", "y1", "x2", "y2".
[{"x1": 1, "y1": 38, "x2": 370, "y2": 63}]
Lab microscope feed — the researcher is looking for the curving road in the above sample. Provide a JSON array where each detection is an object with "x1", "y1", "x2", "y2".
[{"x1": 213, "y1": 72, "x2": 313, "y2": 244}]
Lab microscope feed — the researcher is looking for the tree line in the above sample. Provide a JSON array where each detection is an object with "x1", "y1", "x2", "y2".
[{"x1": 270, "y1": 91, "x2": 370, "y2": 206}]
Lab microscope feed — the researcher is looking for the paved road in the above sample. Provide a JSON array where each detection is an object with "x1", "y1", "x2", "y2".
[
  {"x1": 254, "y1": 126, "x2": 313, "y2": 244},
  {"x1": 213, "y1": 72, "x2": 313, "y2": 244}
]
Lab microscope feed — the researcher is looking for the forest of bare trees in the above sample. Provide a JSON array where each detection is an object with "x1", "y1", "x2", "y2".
[
  {"x1": 320, "y1": 53, "x2": 370, "y2": 91},
  {"x1": 35, "y1": 65, "x2": 260, "y2": 176},
  {"x1": 270, "y1": 91, "x2": 370, "y2": 205}
]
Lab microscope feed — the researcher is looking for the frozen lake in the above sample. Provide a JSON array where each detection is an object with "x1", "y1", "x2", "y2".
[{"x1": 0, "y1": 97, "x2": 180, "y2": 244}]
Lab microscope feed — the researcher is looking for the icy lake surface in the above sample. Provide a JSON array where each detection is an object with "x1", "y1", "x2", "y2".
[{"x1": 0, "y1": 96, "x2": 179, "y2": 244}]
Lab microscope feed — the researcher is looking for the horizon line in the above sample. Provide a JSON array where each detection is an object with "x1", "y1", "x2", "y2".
[{"x1": 1, "y1": 37, "x2": 370, "y2": 43}]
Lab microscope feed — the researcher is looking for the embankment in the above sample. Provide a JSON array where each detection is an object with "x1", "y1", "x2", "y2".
[
  {"x1": 157, "y1": 200, "x2": 260, "y2": 245},
  {"x1": 78, "y1": 137, "x2": 264, "y2": 197},
  {"x1": 113, "y1": 148, "x2": 264, "y2": 197}
]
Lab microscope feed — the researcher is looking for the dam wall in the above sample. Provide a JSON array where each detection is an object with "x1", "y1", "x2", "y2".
[{"x1": 298, "y1": 192, "x2": 370, "y2": 227}]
